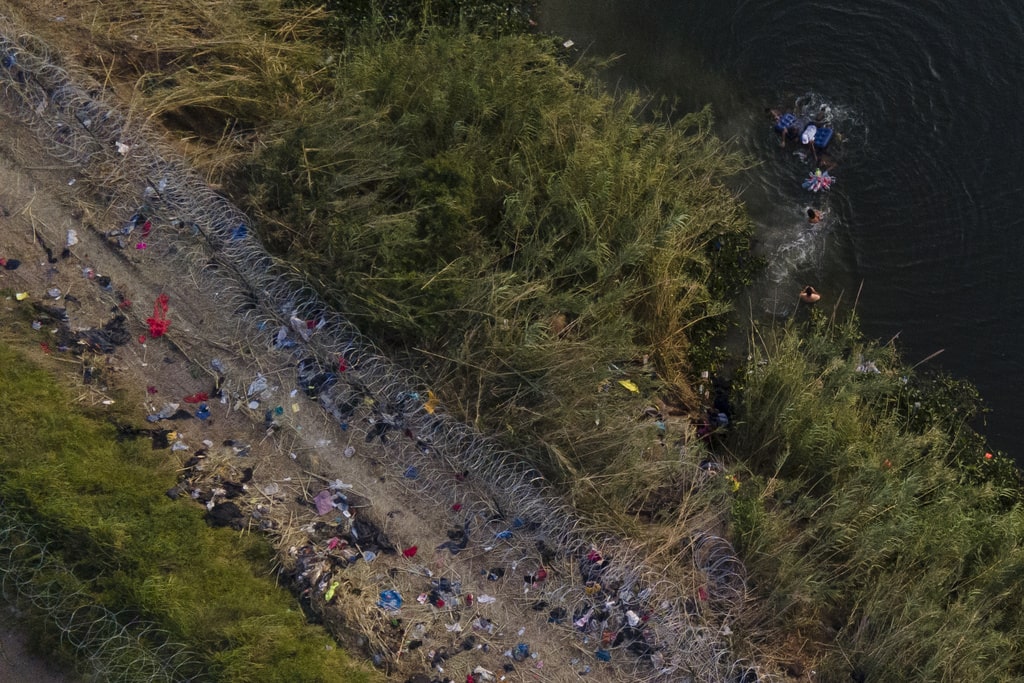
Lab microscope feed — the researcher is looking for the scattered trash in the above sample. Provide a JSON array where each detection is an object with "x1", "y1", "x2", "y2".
[
  {"x1": 856, "y1": 359, "x2": 880, "y2": 373},
  {"x1": 247, "y1": 374, "x2": 268, "y2": 397},
  {"x1": 65, "y1": 229, "x2": 78, "y2": 247},
  {"x1": 524, "y1": 568, "x2": 548, "y2": 586},
  {"x1": 195, "y1": 403, "x2": 210, "y2": 420},
  {"x1": 115, "y1": 141, "x2": 131, "y2": 155},
  {"x1": 1, "y1": 258, "x2": 21, "y2": 270},
  {"x1": 313, "y1": 490, "x2": 336, "y2": 515},
  {"x1": 472, "y1": 666, "x2": 495, "y2": 682},
  {"x1": 618, "y1": 379, "x2": 639, "y2": 393},
  {"x1": 146, "y1": 402, "x2": 181, "y2": 422},
  {"x1": 377, "y1": 590, "x2": 403, "y2": 611},
  {"x1": 260, "y1": 483, "x2": 280, "y2": 496},
  {"x1": 511, "y1": 643, "x2": 530, "y2": 662},
  {"x1": 594, "y1": 649, "x2": 611, "y2": 662},
  {"x1": 15, "y1": 292, "x2": 29, "y2": 301},
  {"x1": 343, "y1": 445, "x2": 355, "y2": 458},
  {"x1": 65, "y1": 314, "x2": 132, "y2": 354},
  {"x1": 476, "y1": 594, "x2": 496, "y2": 604},
  {"x1": 402, "y1": 546, "x2": 418, "y2": 558},
  {"x1": 404, "y1": 466, "x2": 419, "y2": 479}
]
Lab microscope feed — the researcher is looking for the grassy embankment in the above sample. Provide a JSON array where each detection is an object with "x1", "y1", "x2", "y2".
[
  {"x1": 6, "y1": 0, "x2": 1024, "y2": 677},
  {"x1": 728, "y1": 309, "x2": 1024, "y2": 680},
  {"x1": 0, "y1": 341, "x2": 377, "y2": 682}
]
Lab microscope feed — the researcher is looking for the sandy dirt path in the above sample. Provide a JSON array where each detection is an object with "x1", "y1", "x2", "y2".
[{"x1": 0, "y1": 606, "x2": 78, "y2": 683}]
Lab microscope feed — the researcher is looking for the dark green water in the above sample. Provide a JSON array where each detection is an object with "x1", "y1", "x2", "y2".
[{"x1": 541, "y1": 0, "x2": 1024, "y2": 456}]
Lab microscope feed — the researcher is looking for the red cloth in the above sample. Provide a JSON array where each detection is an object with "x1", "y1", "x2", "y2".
[{"x1": 147, "y1": 293, "x2": 171, "y2": 338}]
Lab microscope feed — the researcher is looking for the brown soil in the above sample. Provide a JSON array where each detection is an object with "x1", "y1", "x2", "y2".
[{"x1": 0, "y1": 606, "x2": 78, "y2": 683}]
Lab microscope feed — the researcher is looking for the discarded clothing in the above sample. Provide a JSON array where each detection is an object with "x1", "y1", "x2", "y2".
[
  {"x1": 349, "y1": 517, "x2": 395, "y2": 554},
  {"x1": 437, "y1": 519, "x2": 471, "y2": 554},
  {"x1": 146, "y1": 293, "x2": 171, "y2": 338},
  {"x1": 377, "y1": 589, "x2": 403, "y2": 611},
  {"x1": 205, "y1": 501, "x2": 244, "y2": 529}
]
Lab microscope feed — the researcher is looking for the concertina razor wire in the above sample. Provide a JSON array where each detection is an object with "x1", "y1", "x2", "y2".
[
  {"x1": 0, "y1": 505, "x2": 204, "y2": 682},
  {"x1": 0, "y1": 18, "x2": 766, "y2": 682}
]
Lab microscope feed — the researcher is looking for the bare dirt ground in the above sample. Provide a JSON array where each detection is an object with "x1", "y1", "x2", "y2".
[
  {"x1": 0, "y1": 606, "x2": 77, "y2": 683},
  {"x1": 0, "y1": 51, "x2": 650, "y2": 683}
]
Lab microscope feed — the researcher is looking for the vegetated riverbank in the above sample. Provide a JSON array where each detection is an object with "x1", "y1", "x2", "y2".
[{"x1": 3, "y1": 0, "x2": 1022, "y2": 679}]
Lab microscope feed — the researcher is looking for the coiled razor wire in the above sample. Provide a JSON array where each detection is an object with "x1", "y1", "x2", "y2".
[
  {"x1": 0, "y1": 505, "x2": 204, "y2": 682},
  {"x1": 0, "y1": 17, "x2": 769, "y2": 682}
]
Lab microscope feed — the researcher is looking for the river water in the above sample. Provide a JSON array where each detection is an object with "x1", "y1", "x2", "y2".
[{"x1": 540, "y1": 0, "x2": 1024, "y2": 455}]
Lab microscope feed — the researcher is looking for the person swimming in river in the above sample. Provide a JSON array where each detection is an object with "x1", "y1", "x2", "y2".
[
  {"x1": 807, "y1": 207, "x2": 824, "y2": 224},
  {"x1": 800, "y1": 286, "x2": 821, "y2": 304},
  {"x1": 780, "y1": 115, "x2": 810, "y2": 148}
]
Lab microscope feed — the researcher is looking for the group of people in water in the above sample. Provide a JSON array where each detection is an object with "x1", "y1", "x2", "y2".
[{"x1": 767, "y1": 102, "x2": 839, "y2": 306}]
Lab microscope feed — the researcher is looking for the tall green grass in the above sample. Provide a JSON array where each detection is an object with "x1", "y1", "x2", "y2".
[
  {"x1": 727, "y1": 313, "x2": 1024, "y2": 681},
  {"x1": 245, "y1": 31, "x2": 757, "y2": 512},
  {"x1": 0, "y1": 342, "x2": 378, "y2": 683}
]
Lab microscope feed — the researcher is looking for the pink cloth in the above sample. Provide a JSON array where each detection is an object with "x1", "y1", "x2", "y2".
[{"x1": 314, "y1": 490, "x2": 334, "y2": 515}]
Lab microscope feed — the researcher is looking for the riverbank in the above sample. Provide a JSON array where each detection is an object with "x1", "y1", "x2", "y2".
[{"x1": 2, "y1": 1, "x2": 1022, "y2": 680}]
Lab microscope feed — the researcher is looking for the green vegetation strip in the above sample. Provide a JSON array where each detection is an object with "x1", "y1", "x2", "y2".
[
  {"x1": 0, "y1": 342, "x2": 376, "y2": 683},
  {"x1": 727, "y1": 314, "x2": 1024, "y2": 681}
]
